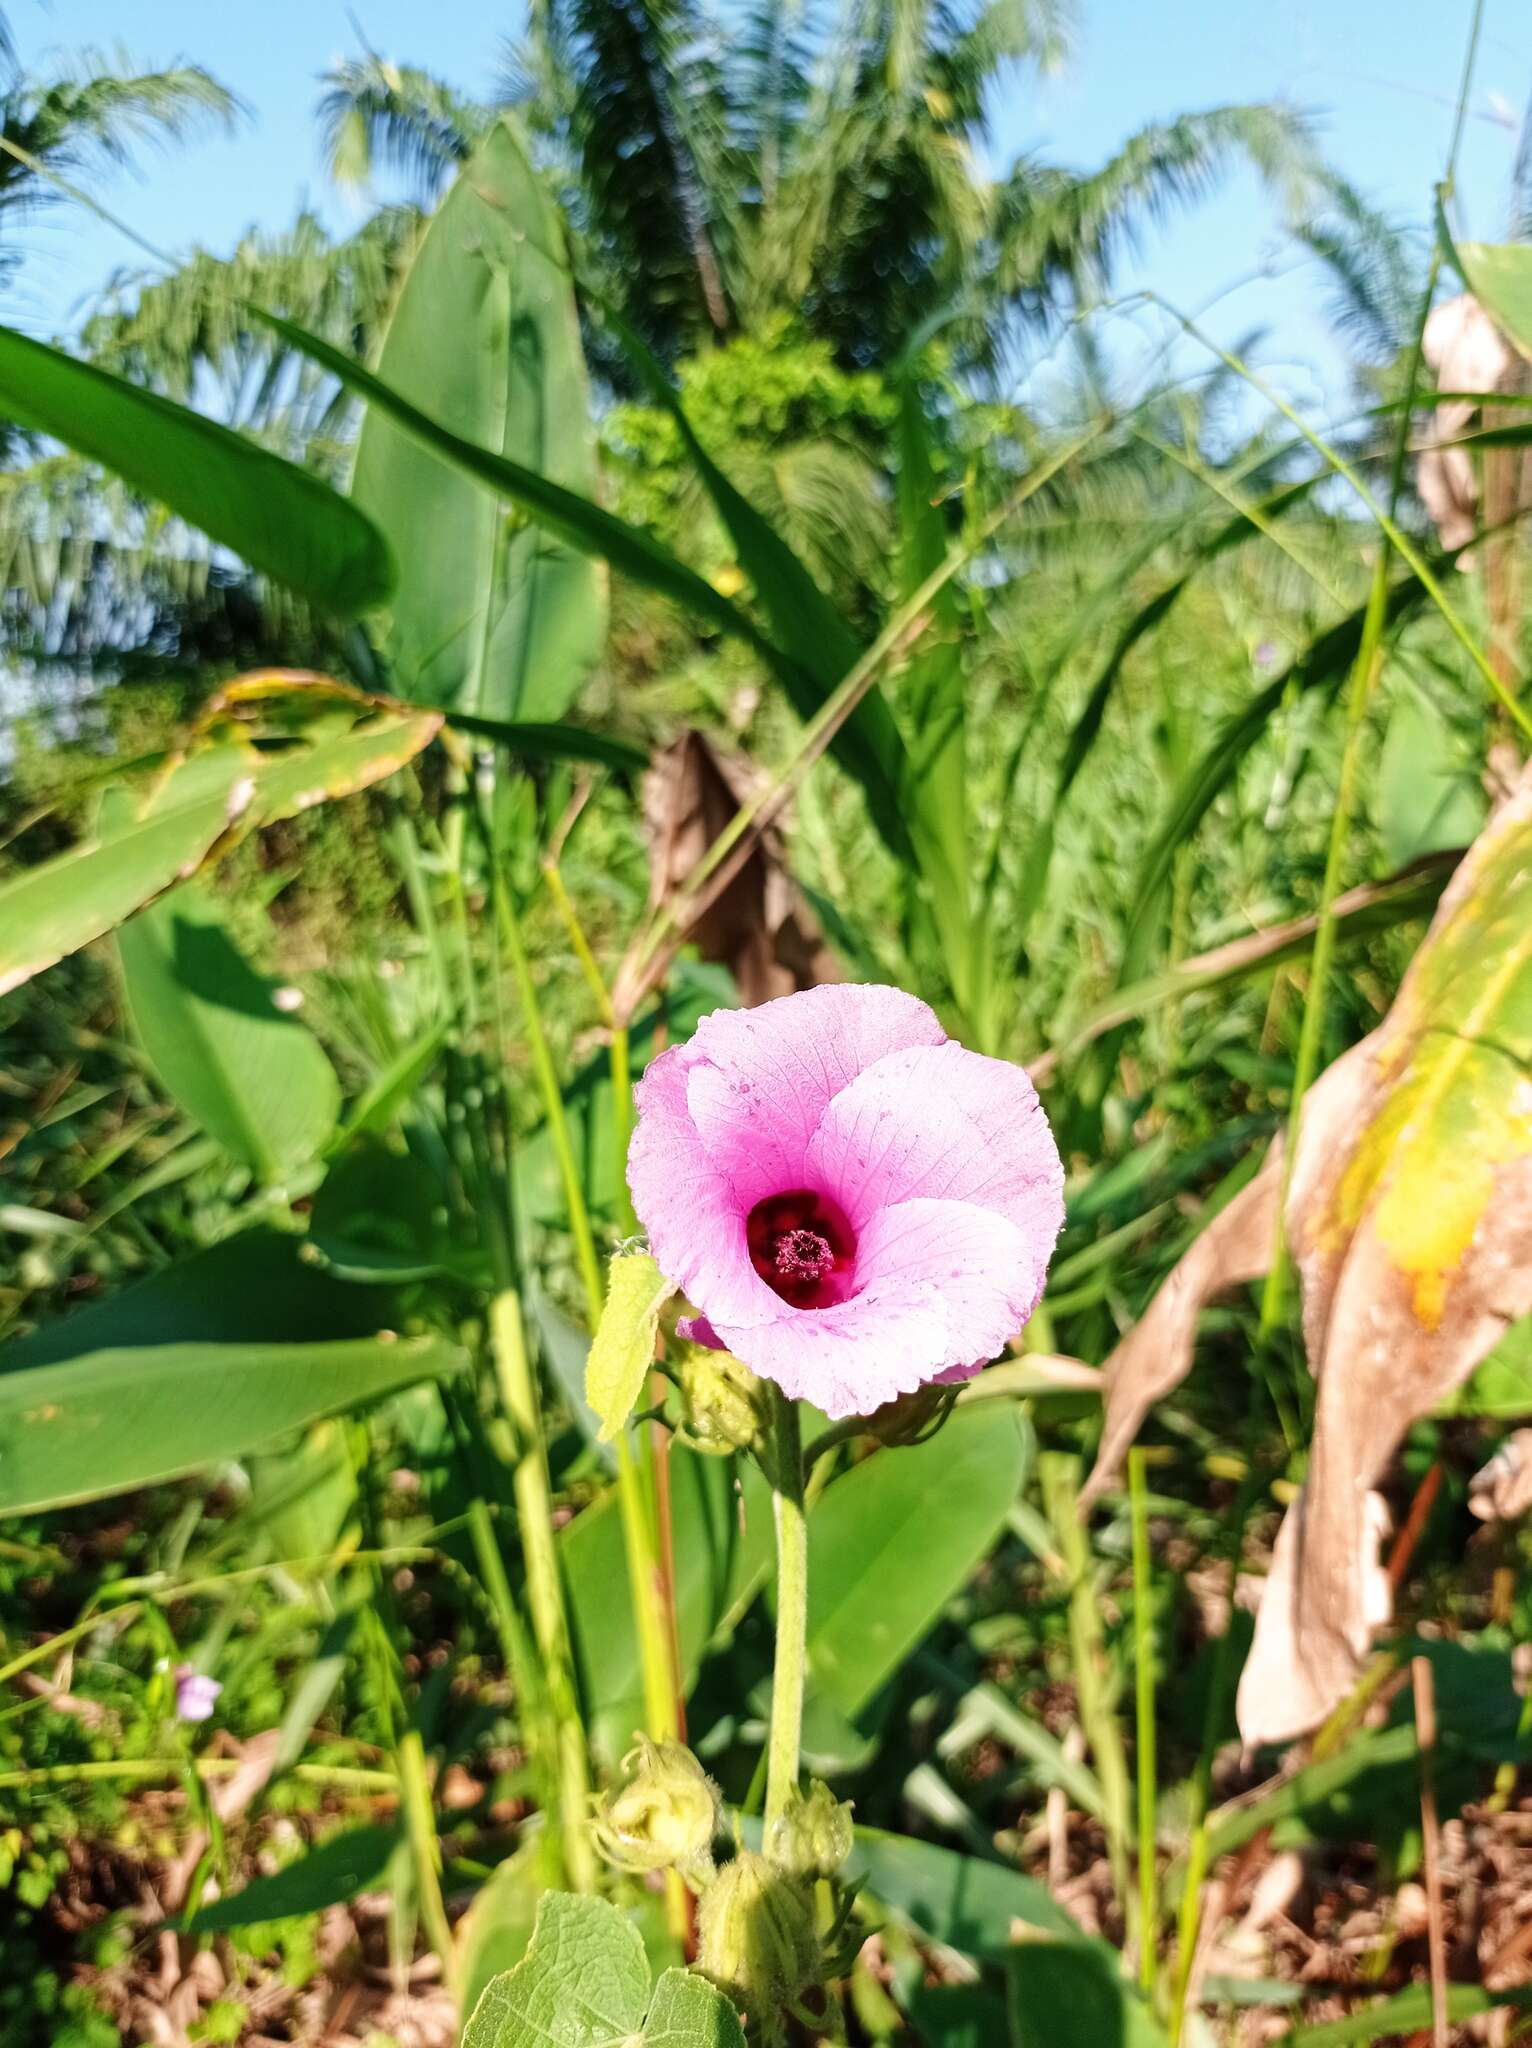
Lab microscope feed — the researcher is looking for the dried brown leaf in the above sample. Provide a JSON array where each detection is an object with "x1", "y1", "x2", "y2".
[
  {"x1": 1469, "y1": 1429, "x2": 1532, "y2": 1522},
  {"x1": 615, "y1": 730, "x2": 840, "y2": 1014},
  {"x1": 1085, "y1": 761, "x2": 1532, "y2": 1741}
]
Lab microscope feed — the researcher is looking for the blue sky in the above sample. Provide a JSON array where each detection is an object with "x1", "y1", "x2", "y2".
[{"x1": 9, "y1": 0, "x2": 1532, "y2": 413}]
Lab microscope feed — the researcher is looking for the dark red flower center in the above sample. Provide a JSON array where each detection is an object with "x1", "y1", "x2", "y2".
[{"x1": 747, "y1": 1188, "x2": 856, "y2": 1310}]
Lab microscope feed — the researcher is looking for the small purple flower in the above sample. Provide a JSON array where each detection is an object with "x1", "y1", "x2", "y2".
[
  {"x1": 1254, "y1": 640, "x2": 1279, "y2": 671},
  {"x1": 174, "y1": 1665, "x2": 222, "y2": 1724},
  {"x1": 628, "y1": 985, "x2": 1065, "y2": 1418}
]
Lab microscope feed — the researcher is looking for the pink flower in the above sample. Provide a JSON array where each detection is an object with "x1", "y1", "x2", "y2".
[
  {"x1": 628, "y1": 986, "x2": 1064, "y2": 1418},
  {"x1": 173, "y1": 1665, "x2": 222, "y2": 1723}
]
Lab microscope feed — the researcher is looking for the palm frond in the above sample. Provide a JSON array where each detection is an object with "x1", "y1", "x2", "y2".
[
  {"x1": 996, "y1": 101, "x2": 1321, "y2": 305},
  {"x1": 1294, "y1": 176, "x2": 1421, "y2": 367},
  {"x1": 522, "y1": 0, "x2": 739, "y2": 357},
  {"x1": 316, "y1": 55, "x2": 492, "y2": 198},
  {"x1": 80, "y1": 208, "x2": 421, "y2": 455},
  {"x1": 5, "y1": 53, "x2": 239, "y2": 170}
]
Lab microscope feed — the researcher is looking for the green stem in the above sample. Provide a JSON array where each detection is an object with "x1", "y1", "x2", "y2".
[
  {"x1": 496, "y1": 884, "x2": 605, "y2": 1326},
  {"x1": 0, "y1": 1759, "x2": 397, "y2": 1793},
  {"x1": 764, "y1": 1387, "x2": 808, "y2": 1834},
  {"x1": 1040, "y1": 1453, "x2": 1134, "y2": 1930},
  {"x1": 395, "y1": 1725, "x2": 455, "y2": 1982},
  {"x1": 1128, "y1": 1449, "x2": 1158, "y2": 1997},
  {"x1": 352, "y1": 1429, "x2": 454, "y2": 1983},
  {"x1": 491, "y1": 830, "x2": 676, "y2": 1893},
  {"x1": 610, "y1": 1022, "x2": 638, "y2": 1235},
  {"x1": 491, "y1": 1287, "x2": 597, "y2": 1892}
]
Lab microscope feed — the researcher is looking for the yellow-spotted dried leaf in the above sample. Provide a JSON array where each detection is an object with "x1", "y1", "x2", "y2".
[
  {"x1": 1087, "y1": 761, "x2": 1532, "y2": 1742},
  {"x1": 585, "y1": 1252, "x2": 673, "y2": 1442}
]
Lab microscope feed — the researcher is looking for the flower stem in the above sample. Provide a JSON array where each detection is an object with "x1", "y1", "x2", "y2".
[
  {"x1": 490, "y1": 1287, "x2": 597, "y2": 1892},
  {"x1": 496, "y1": 827, "x2": 685, "y2": 1931},
  {"x1": 764, "y1": 1386, "x2": 808, "y2": 1833}
]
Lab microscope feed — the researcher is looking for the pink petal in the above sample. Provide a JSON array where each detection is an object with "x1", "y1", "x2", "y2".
[
  {"x1": 931, "y1": 1359, "x2": 987, "y2": 1386},
  {"x1": 805, "y1": 1040, "x2": 1063, "y2": 1315},
  {"x1": 627, "y1": 1040, "x2": 770, "y2": 1328},
  {"x1": 710, "y1": 1197, "x2": 1033, "y2": 1418},
  {"x1": 678, "y1": 986, "x2": 946, "y2": 1209}
]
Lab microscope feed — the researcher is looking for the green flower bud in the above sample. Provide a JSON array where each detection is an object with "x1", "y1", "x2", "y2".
[
  {"x1": 862, "y1": 1380, "x2": 958, "y2": 1447},
  {"x1": 591, "y1": 1734, "x2": 720, "y2": 1886},
  {"x1": 764, "y1": 1778, "x2": 854, "y2": 1881},
  {"x1": 696, "y1": 1850, "x2": 819, "y2": 2041},
  {"x1": 678, "y1": 1343, "x2": 768, "y2": 1456}
]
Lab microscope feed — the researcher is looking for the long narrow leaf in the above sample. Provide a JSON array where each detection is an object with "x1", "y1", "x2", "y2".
[
  {"x1": 594, "y1": 304, "x2": 913, "y2": 850},
  {"x1": 1127, "y1": 573, "x2": 1432, "y2": 931},
  {"x1": 0, "y1": 324, "x2": 393, "y2": 615}
]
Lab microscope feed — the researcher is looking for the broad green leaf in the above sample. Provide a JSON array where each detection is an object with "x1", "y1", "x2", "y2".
[
  {"x1": 117, "y1": 882, "x2": 339, "y2": 1181},
  {"x1": 0, "y1": 1228, "x2": 389, "y2": 1373},
  {"x1": 455, "y1": 1845, "x2": 541, "y2": 2032},
  {"x1": 845, "y1": 1824, "x2": 1078, "y2": 1949},
  {"x1": 0, "y1": 686, "x2": 440, "y2": 998},
  {"x1": 464, "y1": 1892, "x2": 744, "y2": 2048},
  {"x1": 585, "y1": 1252, "x2": 670, "y2": 1440},
  {"x1": 257, "y1": 312, "x2": 797, "y2": 695},
  {"x1": 905, "y1": 1984, "x2": 1010, "y2": 2046},
  {"x1": 0, "y1": 323, "x2": 392, "y2": 614},
  {"x1": 352, "y1": 120, "x2": 606, "y2": 721},
  {"x1": 643, "y1": 1968, "x2": 747, "y2": 2047},
  {"x1": 182, "y1": 1824, "x2": 398, "y2": 1932},
  {"x1": 445, "y1": 712, "x2": 646, "y2": 773},
  {"x1": 804, "y1": 1404, "x2": 1027, "y2": 1717},
  {"x1": 563, "y1": 1446, "x2": 773, "y2": 1761},
  {"x1": 0, "y1": 745, "x2": 261, "y2": 1001},
  {"x1": 1455, "y1": 240, "x2": 1532, "y2": 362},
  {"x1": 1375, "y1": 693, "x2": 1485, "y2": 869},
  {"x1": 1007, "y1": 1941, "x2": 1169, "y2": 2047},
  {"x1": 309, "y1": 1137, "x2": 476, "y2": 1283},
  {"x1": 1453, "y1": 1312, "x2": 1532, "y2": 1416},
  {"x1": 0, "y1": 1330, "x2": 465, "y2": 1515}
]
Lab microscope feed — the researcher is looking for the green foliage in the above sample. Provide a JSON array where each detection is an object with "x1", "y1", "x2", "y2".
[
  {"x1": 118, "y1": 882, "x2": 340, "y2": 1181},
  {"x1": 0, "y1": 1328, "x2": 465, "y2": 1515},
  {"x1": 601, "y1": 321, "x2": 897, "y2": 586},
  {"x1": 4, "y1": 19, "x2": 1530, "y2": 2048},
  {"x1": 464, "y1": 1891, "x2": 745, "y2": 2047},
  {"x1": 804, "y1": 1405, "x2": 1029, "y2": 1717},
  {"x1": 352, "y1": 120, "x2": 607, "y2": 722},
  {"x1": 0, "y1": 324, "x2": 394, "y2": 615},
  {"x1": 1008, "y1": 1941, "x2": 1169, "y2": 2046}
]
